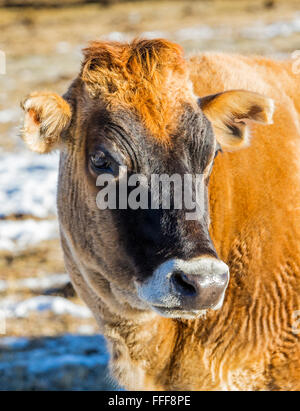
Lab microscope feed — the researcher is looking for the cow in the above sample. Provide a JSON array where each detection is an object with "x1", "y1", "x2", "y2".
[{"x1": 21, "y1": 39, "x2": 300, "y2": 390}]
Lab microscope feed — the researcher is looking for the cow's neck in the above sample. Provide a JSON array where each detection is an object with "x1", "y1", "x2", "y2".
[
  {"x1": 99, "y1": 304, "x2": 236, "y2": 390},
  {"x1": 99, "y1": 248, "x2": 300, "y2": 391},
  {"x1": 101, "y1": 312, "x2": 179, "y2": 390}
]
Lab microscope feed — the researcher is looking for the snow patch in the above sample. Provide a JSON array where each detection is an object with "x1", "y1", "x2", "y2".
[
  {"x1": 0, "y1": 219, "x2": 59, "y2": 251},
  {"x1": 175, "y1": 26, "x2": 214, "y2": 41},
  {"x1": 0, "y1": 280, "x2": 7, "y2": 292},
  {"x1": 101, "y1": 15, "x2": 300, "y2": 45},
  {"x1": 0, "y1": 108, "x2": 21, "y2": 124},
  {"x1": 141, "y1": 30, "x2": 168, "y2": 39},
  {"x1": 103, "y1": 31, "x2": 131, "y2": 42},
  {"x1": 0, "y1": 151, "x2": 59, "y2": 218},
  {"x1": 0, "y1": 295, "x2": 93, "y2": 319},
  {"x1": 0, "y1": 273, "x2": 70, "y2": 293},
  {"x1": 242, "y1": 16, "x2": 300, "y2": 40},
  {"x1": 0, "y1": 334, "x2": 117, "y2": 390}
]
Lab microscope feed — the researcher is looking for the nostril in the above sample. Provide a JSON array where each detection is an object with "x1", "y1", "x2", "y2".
[{"x1": 171, "y1": 271, "x2": 197, "y2": 297}]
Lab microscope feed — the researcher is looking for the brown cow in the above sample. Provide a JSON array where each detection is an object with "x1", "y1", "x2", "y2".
[{"x1": 21, "y1": 39, "x2": 300, "y2": 390}]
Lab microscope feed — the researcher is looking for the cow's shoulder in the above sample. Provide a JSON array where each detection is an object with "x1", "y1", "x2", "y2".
[{"x1": 188, "y1": 53, "x2": 298, "y2": 103}]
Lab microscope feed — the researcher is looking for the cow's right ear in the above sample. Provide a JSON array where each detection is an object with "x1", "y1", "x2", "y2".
[
  {"x1": 199, "y1": 90, "x2": 274, "y2": 151},
  {"x1": 21, "y1": 91, "x2": 72, "y2": 154}
]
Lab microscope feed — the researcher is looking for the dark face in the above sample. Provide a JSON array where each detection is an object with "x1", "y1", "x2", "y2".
[{"x1": 58, "y1": 86, "x2": 229, "y2": 319}]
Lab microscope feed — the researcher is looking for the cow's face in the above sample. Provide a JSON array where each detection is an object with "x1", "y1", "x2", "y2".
[{"x1": 21, "y1": 40, "x2": 274, "y2": 320}]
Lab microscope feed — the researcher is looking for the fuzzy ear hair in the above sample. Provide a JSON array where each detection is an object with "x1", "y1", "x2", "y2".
[
  {"x1": 199, "y1": 90, "x2": 274, "y2": 151},
  {"x1": 21, "y1": 91, "x2": 72, "y2": 154}
]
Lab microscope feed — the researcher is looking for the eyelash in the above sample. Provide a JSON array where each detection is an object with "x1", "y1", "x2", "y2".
[{"x1": 90, "y1": 151, "x2": 114, "y2": 174}]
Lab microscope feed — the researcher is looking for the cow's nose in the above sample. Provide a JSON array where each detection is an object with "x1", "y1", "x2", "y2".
[{"x1": 170, "y1": 258, "x2": 229, "y2": 310}]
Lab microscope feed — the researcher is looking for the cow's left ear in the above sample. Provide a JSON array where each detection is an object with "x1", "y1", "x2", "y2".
[
  {"x1": 199, "y1": 90, "x2": 274, "y2": 151},
  {"x1": 21, "y1": 91, "x2": 72, "y2": 154}
]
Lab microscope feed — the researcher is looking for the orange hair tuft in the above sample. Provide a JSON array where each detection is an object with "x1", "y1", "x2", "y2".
[{"x1": 81, "y1": 39, "x2": 194, "y2": 143}]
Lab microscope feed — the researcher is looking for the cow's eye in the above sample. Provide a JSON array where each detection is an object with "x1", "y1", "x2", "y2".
[{"x1": 90, "y1": 151, "x2": 114, "y2": 174}]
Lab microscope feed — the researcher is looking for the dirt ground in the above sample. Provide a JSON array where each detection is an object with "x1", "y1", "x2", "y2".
[{"x1": 0, "y1": 0, "x2": 299, "y2": 337}]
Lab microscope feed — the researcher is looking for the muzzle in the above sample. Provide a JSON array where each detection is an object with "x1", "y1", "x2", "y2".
[{"x1": 135, "y1": 256, "x2": 229, "y2": 318}]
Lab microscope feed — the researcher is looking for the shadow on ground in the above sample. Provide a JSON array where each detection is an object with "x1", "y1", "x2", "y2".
[{"x1": 0, "y1": 334, "x2": 120, "y2": 390}]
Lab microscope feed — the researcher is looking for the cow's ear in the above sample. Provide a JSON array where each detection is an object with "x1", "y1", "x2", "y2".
[
  {"x1": 199, "y1": 90, "x2": 274, "y2": 151},
  {"x1": 21, "y1": 91, "x2": 72, "y2": 154}
]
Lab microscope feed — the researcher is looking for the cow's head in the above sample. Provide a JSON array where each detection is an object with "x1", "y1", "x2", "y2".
[{"x1": 21, "y1": 40, "x2": 274, "y2": 320}]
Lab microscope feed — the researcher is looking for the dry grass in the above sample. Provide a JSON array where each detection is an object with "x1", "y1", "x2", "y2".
[
  {"x1": 0, "y1": 239, "x2": 64, "y2": 280},
  {"x1": 0, "y1": 0, "x2": 300, "y2": 57},
  {"x1": 0, "y1": 239, "x2": 99, "y2": 337},
  {"x1": 4, "y1": 310, "x2": 98, "y2": 337}
]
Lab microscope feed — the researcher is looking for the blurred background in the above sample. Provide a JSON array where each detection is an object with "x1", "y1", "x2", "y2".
[{"x1": 0, "y1": 0, "x2": 299, "y2": 390}]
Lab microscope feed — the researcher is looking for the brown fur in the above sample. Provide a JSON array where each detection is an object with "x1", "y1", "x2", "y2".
[{"x1": 21, "y1": 41, "x2": 300, "y2": 390}]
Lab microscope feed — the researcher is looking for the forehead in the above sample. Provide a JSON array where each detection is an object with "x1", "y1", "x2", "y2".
[
  {"x1": 85, "y1": 99, "x2": 208, "y2": 150},
  {"x1": 84, "y1": 101, "x2": 215, "y2": 177},
  {"x1": 80, "y1": 39, "x2": 197, "y2": 144}
]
